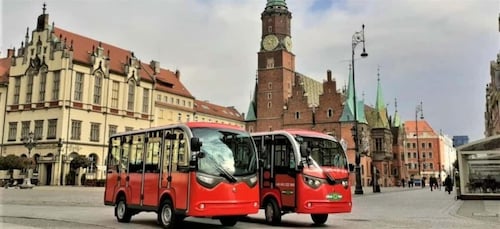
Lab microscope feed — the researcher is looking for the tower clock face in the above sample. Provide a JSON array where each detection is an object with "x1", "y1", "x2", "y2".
[
  {"x1": 262, "y1": 34, "x2": 279, "y2": 51},
  {"x1": 283, "y1": 36, "x2": 292, "y2": 51}
]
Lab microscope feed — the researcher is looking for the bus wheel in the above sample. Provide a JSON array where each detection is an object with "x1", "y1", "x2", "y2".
[
  {"x1": 158, "y1": 199, "x2": 175, "y2": 229},
  {"x1": 311, "y1": 214, "x2": 328, "y2": 225},
  {"x1": 219, "y1": 216, "x2": 238, "y2": 226},
  {"x1": 115, "y1": 196, "x2": 132, "y2": 223},
  {"x1": 264, "y1": 199, "x2": 281, "y2": 225}
]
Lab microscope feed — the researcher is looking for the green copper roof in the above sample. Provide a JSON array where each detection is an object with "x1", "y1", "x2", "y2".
[
  {"x1": 372, "y1": 71, "x2": 390, "y2": 128},
  {"x1": 339, "y1": 65, "x2": 367, "y2": 123},
  {"x1": 245, "y1": 84, "x2": 257, "y2": 121},
  {"x1": 266, "y1": 0, "x2": 287, "y2": 8},
  {"x1": 392, "y1": 98, "x2": 402, "y2": 127}
]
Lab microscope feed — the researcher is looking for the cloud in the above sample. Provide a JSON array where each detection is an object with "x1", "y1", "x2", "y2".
[{"x1": 1, "y1": 0, "x2": 498, "y2": 141}]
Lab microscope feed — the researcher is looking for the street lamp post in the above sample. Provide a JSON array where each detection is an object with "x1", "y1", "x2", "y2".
[
  {"x1": 57, "y1": 138, "x2": 63, "y2": 186},
  {"x1": 21, "y1": 131, "x2": 37, "y2": 189},
  {"x1": 415, "y1": 102, "x2": 424, "y2": 186},
  {"x1": 352, "y1": 24, "x2": 368, "y2": 195}
]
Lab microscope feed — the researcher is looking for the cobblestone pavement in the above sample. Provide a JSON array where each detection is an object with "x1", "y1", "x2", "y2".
[{"x1": 0, "y1": 186, "x2": 498, "y2": 228}]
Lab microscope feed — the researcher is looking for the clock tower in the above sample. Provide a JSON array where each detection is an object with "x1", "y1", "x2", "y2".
[{"x1": 255, "y1": 0, "x2": 295, "y2": 131}]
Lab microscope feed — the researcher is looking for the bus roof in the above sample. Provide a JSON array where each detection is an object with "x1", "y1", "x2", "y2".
[
  {"x1": 186, "y1": 122, "x2": 244, "y2": 131},
  {"x1": 110, "y1": 122, "x2": 245, "y2": 138},
  {"x1": 251, "y1": 129, "x2": 336, "y2": 140}
]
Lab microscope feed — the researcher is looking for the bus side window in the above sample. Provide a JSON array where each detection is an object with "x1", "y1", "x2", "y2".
[
  {"x1": 163, "y1": 130, "x2": 176, "y2": 173},
  {"x1": 129, "y1": 134, "x2": 144, "y2": 173},
  {"x1": 174, "y1": 129, "x2": 189, "y2": 168},
  {"x1": 121, "y1": 136, "x2": 131, "y2": 173},
  {"x1": 108, "y1": 137, "x2": 121, "y2": 173},
  {"x1": 273, "y1": 135, "x2": 293, "y2": 173},
  {"x1": 146, "y1": 131, "x2": 161, "y2": 173}
]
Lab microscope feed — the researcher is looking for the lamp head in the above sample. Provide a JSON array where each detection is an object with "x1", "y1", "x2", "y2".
[{"x1": 360, "y1": 49, "x2": 368, "y2": 58}]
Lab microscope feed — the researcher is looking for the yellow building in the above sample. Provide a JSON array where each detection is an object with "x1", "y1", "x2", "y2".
[{"x1": 0, "y1": 6, "x2": 244, "y2": 186}]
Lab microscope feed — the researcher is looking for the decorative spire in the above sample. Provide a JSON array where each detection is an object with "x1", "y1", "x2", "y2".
[
  {"x1": 339, "y1": 64, "x2": 367, "y2": 123},
  {"x1": 266, "y1": 0, "x2": 287, "y2": 8},
  {"x1": 392, "y1": 98, "x2": 402, "y2": 127},
  {"x1": 42, "y1": 3, "x2": 46, "y2": 14},
  {"x1": 375, "y1": 66, "x2": 385, "y2": 111},
  {"x1": 373, "y1": 66, "x2": 390, "y2": 128}
]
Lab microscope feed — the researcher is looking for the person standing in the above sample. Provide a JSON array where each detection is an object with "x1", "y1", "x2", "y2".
[{"x1": 444, "y1": 175, "x2": 453, "y2": 194}]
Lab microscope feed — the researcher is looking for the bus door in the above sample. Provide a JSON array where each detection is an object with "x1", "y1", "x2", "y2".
[
  {"x1": 127, "y1": 133, "x2": 145, "y2": 206},
  {"x1": 142, "y1": 131, "x2": 161, "y2": 207},
  {"x1": 104, "y1": 137, "x2": 122, "y2": 203},
  {"x1": 272, "y1": 135, "x2": 296, "y2": 208},
  {"x1": 258, "y1": 135, "x2": 273, "y2": 189}
]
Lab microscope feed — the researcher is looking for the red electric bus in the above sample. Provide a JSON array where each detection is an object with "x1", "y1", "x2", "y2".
[
  {"x1": 251, "y1": 129, "x2": 352, "y2": 225},
  {"x1": 104, "y1": 122, "x2": 259, "y2": 228}
]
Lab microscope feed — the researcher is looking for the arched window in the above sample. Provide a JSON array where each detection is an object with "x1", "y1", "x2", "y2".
[
  {"x1": 88, "y1": 154, "x2": 98, "y2": 174},
  {"x1": 327, "y1": 108, "x2": 333, "y2": 118}
]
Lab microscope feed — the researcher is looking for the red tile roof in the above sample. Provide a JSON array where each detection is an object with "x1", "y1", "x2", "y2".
[
  {"x1": 194, "y1": 100, "x2": 244, "y2": 122},
  {"x1": 0, "y1": 57, "x2": 11, "y2": 84},
  {"x1": 54, "y1": 27, "x2": 193, "y2": 98},
  {"x1": 404, "y1": 120, "x2": 437, "y2": 136}
]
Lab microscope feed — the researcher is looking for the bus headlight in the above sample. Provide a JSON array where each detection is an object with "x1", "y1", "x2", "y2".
[
  {"x1": 303, "y1": 175, "x2": 323, "y2": 189},
  {"x1": 243, "y1": 174, "x2": 258, "y2": 188},
  {"x1": 196, "y1": 173, "x2": 223, "y2": 188},
  {"x1": 342, "y1": 180, "x2": 349, "y2": 189}
]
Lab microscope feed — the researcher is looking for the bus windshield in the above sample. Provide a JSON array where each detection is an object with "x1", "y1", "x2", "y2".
[
  {"x1": 300, "y1": 136, "x2": 348, "y2": 170},
  {"x1": 192, "y1": 127, "x2": 257, "y2": 177}
]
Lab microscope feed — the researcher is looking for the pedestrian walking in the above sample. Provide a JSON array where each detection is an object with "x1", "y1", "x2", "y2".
[
  {"x1": 401, "y1": 178, "x2": 406, "y2": 188},
  {"x1": 444, "y1": 175, "x2": 453, "y2": 194}
]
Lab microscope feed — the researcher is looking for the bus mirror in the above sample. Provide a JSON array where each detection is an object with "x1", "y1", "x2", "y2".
[
  {"x1": 348, "y1": 163, "x2": 355, "y2": 172},
  {"x1": 299, "y1": 142, "x2": 309, "y2": 157},
  {"x1": 197, "y1": 151, "x2": 206, "y2": 159},
  {"x1": 191, "y1": 137, "x2": 202, "y2": 151}
]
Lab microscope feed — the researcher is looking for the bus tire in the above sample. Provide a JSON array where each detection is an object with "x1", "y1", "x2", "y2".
[
  {"x1": 158, "y1": 199, "x2": 176, "y2": 229},
  {"x1": 219, "y1": 216, "x2": 238, "y2": 226},
  {"x1": 264, "y1": 198, "x2": 281, "y2": 225},
  {"x1": 115, "y1": 196, "x2": 132, "y2": 223},
  {"x1": 311, "y1": 214, "x2": 328, "y2": 225}
]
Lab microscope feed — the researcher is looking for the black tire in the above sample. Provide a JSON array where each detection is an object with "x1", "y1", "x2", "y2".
[
  {"x1": 115, "y1": 196, "x2": 132, "y2": 223},
  {"x1": 157, "y1": 199, "x2": 176, "y2": 229},
  {"x1": 264, "y1": 198, "x2": 281, "y2": 225},
  {"x1": 311, "y1": 214, "x2": 328, "y2": 225},
  {"x1": 219, "y1": 216, "x2": 238, "y2": 226}
]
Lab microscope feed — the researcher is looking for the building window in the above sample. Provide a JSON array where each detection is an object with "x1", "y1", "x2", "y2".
[
  {"x1": 412, "y1": 143, "x2": 416, "y2": 148},
  {"x1": 327, "y1": 108, "x2": 333, "y2": 118},
  {"x1": 93, "y1": 73, "x2": 102, "y2": 104},
  {"x1": 74, "y1": 72, "x2": 84, "y2": 101},
  {"x1": 186, "y1": 114, "x2": 190, "y2": 122},
  {"x1": 176, "y1": 98, "x2": 180, "y2": 105},
  {"x1": 177, "y1": 113, "x2": 181, "y2": 122},
  {"x1": 429, "y1": 163, "x2": 434, "y2": 169},
  {"x1": 111, "y1": 81, "x2": 119, "y2": 108},
  {"x1": 13, "y1": 78, "x2": 20, "y2": 104},
  {"x1": 47, "y1": 119, "x2": 57, "y2": 139},
  {"x1": 156, "y1": 95, "x2": 161, "y2": 101},
  {"x1": 142, "y1": 88, "x2": 149, "y2": 113},
  {"x1": 421, "y1": 142, "x2": 425, "y2": 149},
  {"x1": 90, "y1": 123, "x2": 100, "y2": 142},
  {"x1": 407, "y1": 152, "x2": 411, "y2": 159},
  {"x1": 109, "y1": 125, "x2": 117, "y2": 137},
  {"x1": 295, "y1": 112, "x2": 300, "y2": 119},
  {"x1": 52, "y1": 71, "x2": 60, "y2": 101},
  {"x1": 127, "y1": 81, "x2": 135, "y2": 111},
  {"x1": 267, "y1": 25, "x2": 272, "y2": 32},
  {"x1": 71, "y1": 120, "x2": 82, "y2": 140},
  {"x1": 88, "y1": 154, "x2": 98, "y2": 173},
  {"x1": 188, "y1": 101, "x2": 191, "y2": 108},
  {"x1": 26, "y1": 74, "x2": 34, "y2": 104},
  {"x1": 413, "y1": 152, "x2": 417, "y2": 158},
  {"x1": 125, "y1": 126, "x2": 133, "y2": 132},
  {"x1": 406, "y1": 143, "x2": 410, "y2": 148},
  {"x1": 428, "y1": 143, "x2": 432, "y2": 148},
  {"x1": 268, "y1": 82, "x2": 272, "y2": 89},
  {"x1": 34, "y1": 120, "x2": 43, "y2": 140},
  {"x1": 375, "y1": 138, "x2": 383, "y2": 151},
  {"x1": 267, "y1": 102, "x2": 272, "y2": 108},
  {"x1": 267, "y1": 93, "x2": 272, "y2": 99},
  {"x1": 429, "y1": 152, "x2": 433, "y2": 158},
  {"x1": 266, "y1": 58, "x2": 274, "y2": 68},
  {"x1": 39, "y1": 71, "x2": 46, "y2": 102},
  {"x1": 21, "y1": 121, "x2": 30, "y2": 140},
  {"x1": 8, "y1": 122, "x2": 17, "y2": 141}
]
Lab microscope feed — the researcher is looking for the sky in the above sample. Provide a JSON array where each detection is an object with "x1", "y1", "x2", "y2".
[{"x1": 1, "y1": 0, "x2": 498, "y2": 141}]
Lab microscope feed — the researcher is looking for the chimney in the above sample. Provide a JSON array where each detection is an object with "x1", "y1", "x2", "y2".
[
  {"x1": 150, "y1": 60, "x2": 160, "y2": 74},
  {"x1": 7, "y1": 48, "x2": 15, "y2": 57},
  {"x1": 175, "y1": 70, "x2": 180, "y2": 79},
  {"x1": 327, "y1": 69, "x2": 332, "y2": 81}
]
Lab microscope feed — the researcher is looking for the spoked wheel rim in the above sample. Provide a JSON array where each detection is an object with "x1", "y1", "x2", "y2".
[
  {"x1": 265, "y1": 202, "x2": 274, "y2": 222},
  {"x1": 117, "y1": 201, "x2": 126, "y2": 219},
  {"x1": 161, "y1": 205, "x2": 173, "y2": 225}
]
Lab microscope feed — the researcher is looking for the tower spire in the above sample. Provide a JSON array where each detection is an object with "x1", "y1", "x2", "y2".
[{"x1": 340, "y1": 64, "x2": 367, "y2": 123}]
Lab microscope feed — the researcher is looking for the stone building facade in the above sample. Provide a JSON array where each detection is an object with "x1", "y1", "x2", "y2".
[
  {"x1": 246, "y1": 0, "x2": 406, "y2": 187},
  {"x1": 0, "y1": 5, "x2": 244, "y2": 185}
]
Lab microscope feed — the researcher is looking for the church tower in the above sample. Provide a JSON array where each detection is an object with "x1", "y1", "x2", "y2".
[{"x1": 253, "y1": 0, "x2": 295, "y2": 131}]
